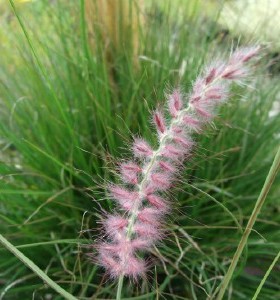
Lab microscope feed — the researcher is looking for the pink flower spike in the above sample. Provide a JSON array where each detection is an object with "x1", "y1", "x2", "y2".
[
  {"x1": 98, "y1": 242, "x2": 123, "y2": 255},
  {"x1": 98, "y1": 250, "x2": 122, "y2": 278},
  {"x1": 182, "y1": 114, "x2": 201, "y2": 131},
  {"x1": 109, "y1": 185, "x2": 137, "y2": 201},
  {"x1": 158, "y1": 161, "x2": 176, "y2": 173},
  {"x1": 204, "y1": 61, "x2": 226, "y2": 80},
  {"x1": 104, "y1": 215, "x2": 128, "y2": 238},
  {"x1": 134, "y1": 222, "x2": 160, "y2": 238},
  {"x1": 190, "y1": 95, "x2": 201, "y2": 104},
  {"x1": 172, "y1": 125, "x2": 184, "y2": 134},
  {"x1": 120, "y1": 161, "x2": 141, "y2": 173},
  {"x1": 150, "y1": 173, "x2": 171, "y2": 191},
  {"x1": 193, "y1": 104, "x2": 213, "y2": 119},
  {"x1": 102, "y1": 240, "x2": 138, "y2": 258},
  {"x1": 120, "y1": 162, "x2": 139, "y2": 184},
  {"x1": 205, "y1": 85, "x2": 228, "y2": 102},
  {"x1": 153, "y1": 109, "x2": 166, "y2": 134},
  {"x1": 131, "y1": 237, "x2": 152, "y2": 249},
  {"x1": 96, "y1": 46, "x2": 261, "y2": 280},
  {"x1": 121, "y1": 172, "x2": 138, "y2": 185},
  {"x1": 205, "y1": 67, "x2": 216, "y2": 84},
  {"x1": 138, "y1": 207, "x2": 162, "y2": 224},
  {"x1": 109, "y1": 185, "x2": 139, "y2": 211},
  {"x1": 124, "y1": 256, "x2": 146, "y2": 279},
  {"x1": 146, "y1": 194, "x2": 169, "y2": 212},
  {"x1": 222, "y1": 66, "x2": 248, "y2": 80},
  {"x1": 161, "y1": 144, "x2": 184, "y2": 159},
  {"x1": 230, "y1": 46, "x2": 260, "y2": 63},
  {"x1": 105, "y1": 214, "x2": 128, "y2": 230},
  {"x1": 191, "y1": 78, "x2": 204, "y2": 103},
  {"x1": 168, "y1": 89, "x2": 183, "y2": 117},
  {"x1": 133, "y1": 138, "x2": 153, "y2": 158},
  {"x1": 173, "y1": 136, "x2": 194, "y2": 149}
]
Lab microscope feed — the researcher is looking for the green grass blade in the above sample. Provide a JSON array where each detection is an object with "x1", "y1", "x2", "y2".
[
  {"x1": 0, "y1": 234, "x2": 78, "y2": 300},
  {"x1": 215, "y1": 146, "x2": 280, "y2": 299},
  {"x1": 8, "y1": 0, "x2": 74, "y2": 139},
  {"x1": 252, "y1": 250, "x2": 280, "y2": 300}
]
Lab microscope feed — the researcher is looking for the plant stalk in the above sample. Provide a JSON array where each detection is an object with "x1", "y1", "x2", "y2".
[
  {"x1": 252, "y1": 250, "x2": 280, "y2": 300},
  {"x1": 0, "y1": 234, "x2": 78, "y2": 300},
  {"x1": 116, "y1": 275, "x2": 124, "y2": 300},
  {"x1": 215, "y1": 145, "x2": 280, "y2": 299}
]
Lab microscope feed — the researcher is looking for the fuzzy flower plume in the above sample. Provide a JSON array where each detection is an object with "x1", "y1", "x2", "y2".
[{"x1": 97, "y1": 46, "x2": 260, "y2": 279}]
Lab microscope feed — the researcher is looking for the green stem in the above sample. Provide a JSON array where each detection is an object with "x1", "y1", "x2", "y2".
[
  {"x1": 252, "y1": 250, "x2": 280, "y2": 300},
  {"x1": 116, "y1": 275, "x2": 124, "y2": 300},
  {"x1": 215, "y1": 146, "x2": 280, "y2": 300},
  {"x1": 0, "y1": 234, "x2": 78, "y2": 300}
]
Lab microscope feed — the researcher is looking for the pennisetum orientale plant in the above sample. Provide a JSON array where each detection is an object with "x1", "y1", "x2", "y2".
[{"x1": 95, "y1": 46, "x2": 261, "y2": 299}]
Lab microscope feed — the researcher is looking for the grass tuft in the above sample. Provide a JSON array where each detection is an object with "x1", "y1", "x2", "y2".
[{"x1": 0, "y1": 0, "x2": 279, "y2": 299}]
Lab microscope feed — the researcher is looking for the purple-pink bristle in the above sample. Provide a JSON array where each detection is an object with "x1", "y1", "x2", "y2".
[{"x1": 133, "y1": 138, "x2": 153, "y2": 158}]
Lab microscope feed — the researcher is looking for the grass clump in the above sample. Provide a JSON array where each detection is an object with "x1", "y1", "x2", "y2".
[{"x1": 0, "y1": 0, "x2": 279, "y2": 299}]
